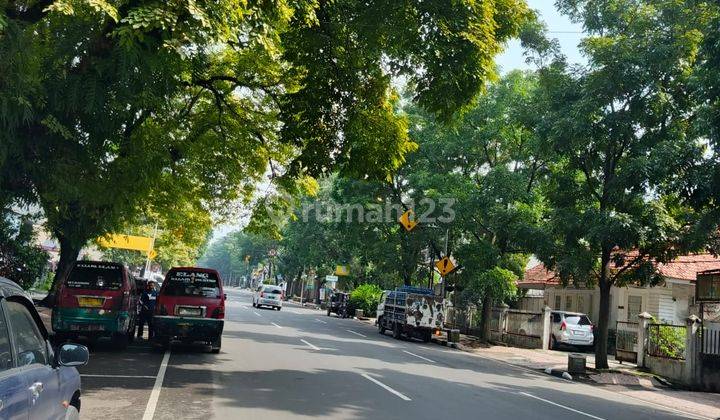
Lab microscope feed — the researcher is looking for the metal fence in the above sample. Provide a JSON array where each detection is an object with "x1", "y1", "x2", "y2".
[
  {"x1": 701, "y1": 324, "x2": 720, "y2": 357},
  {"x1": 647, "y1": 323, "x2": 687, "y2": 360},
  {"x1": 615, "y1": 321, "x2": 639, "y2": 364}
]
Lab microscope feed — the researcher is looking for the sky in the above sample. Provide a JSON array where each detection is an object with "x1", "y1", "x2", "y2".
[
  {"x1": 211, "y1": 1, "x2": 587, "y2": 241},
  {"x1": 495, "y1": 0, "x2": 586, "y2": 72}
]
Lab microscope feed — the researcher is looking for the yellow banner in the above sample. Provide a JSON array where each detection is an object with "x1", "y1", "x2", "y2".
[{"x1": 98, "y1": 234, "x2": 154, "y2": 252}]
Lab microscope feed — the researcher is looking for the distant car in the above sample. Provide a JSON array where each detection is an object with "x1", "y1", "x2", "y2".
[
  {"x1": 252, "y1": 285, "x2": 283, "y2": 310},
  {"x1": 52, "y1": 261, "x2": 139, "y2": 349},
  {"x1": 550, "y1": 311, "x2": 594, "y2": 350},
  {"x1": 0, "y1": 276, "x2": 89, "y2": 419},
  {"x1": 153, "y1": 267, "x2": 225, "y2": 353}
]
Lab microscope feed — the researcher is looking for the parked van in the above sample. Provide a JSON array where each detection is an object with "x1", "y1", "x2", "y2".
[
  {"x1": 152, "y1": 267, "x2": 225, "y2": 353},
  {"x1": 52, "y1": 261, "x2": 138, "y2": 349}
]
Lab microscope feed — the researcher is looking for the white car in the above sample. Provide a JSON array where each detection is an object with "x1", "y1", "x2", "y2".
[
  {"x1": 550, "y1": 311, "x2": 594, "y2": 349},
  {"x1": 253, "y1": 284, "x2": 284, "y2": 310}
]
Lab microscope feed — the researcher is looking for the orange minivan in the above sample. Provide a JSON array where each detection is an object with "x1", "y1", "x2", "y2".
[{"x1": 152, "y1": 267, "x2": 225, "y2": 353}]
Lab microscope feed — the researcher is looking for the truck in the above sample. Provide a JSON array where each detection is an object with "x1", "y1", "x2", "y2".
[{"x1": 376, "y1": 286, "x2": 446, "y2": 342}]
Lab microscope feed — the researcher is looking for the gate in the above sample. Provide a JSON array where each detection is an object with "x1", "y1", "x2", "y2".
[
  {"x1": 615, "y1": 321, "x2": 639, "y2": 364},
  {"x1": 699, "y1": 323, "x2": 720, "y2": 392}
]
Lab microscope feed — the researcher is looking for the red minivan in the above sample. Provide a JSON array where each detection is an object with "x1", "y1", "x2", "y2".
[
  {"x1": 52, "y1": 261, "x2": 138, "y2": 349},
  {"x1": 152, "y1": 267, "x2": 225, "y2": 353}
]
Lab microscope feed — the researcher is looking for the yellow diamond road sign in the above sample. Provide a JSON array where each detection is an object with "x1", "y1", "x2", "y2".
[
  {"x1": 148, "y1": 250, "x2": 158, "y2": 260},
  {"x1": 435, "y1": 257, "x2": 456, "y2": 276},
  {"x1": 398, "y1": 209, "x2": 418, "y2": 232}
]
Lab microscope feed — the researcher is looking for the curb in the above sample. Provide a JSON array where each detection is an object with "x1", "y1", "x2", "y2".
[{"x1": 544, "y1": 367, "x2": 573, "y2": 381}]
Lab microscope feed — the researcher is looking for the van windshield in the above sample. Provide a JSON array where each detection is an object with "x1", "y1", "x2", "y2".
[
  {"x1": 164, "y1": 271, "x2": 220, "y2": 298},
  {"x1": 65, "y1": 263, "x2": 123, "y2": 290}
]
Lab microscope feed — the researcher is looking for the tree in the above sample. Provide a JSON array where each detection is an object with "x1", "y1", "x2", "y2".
[
  {"x1": 0, "y1": 208, "x2": 49, "y2": 289},
  {"x1": 1, "y1": 0, "x2": 533, "y2": 299},
  {"x1": 530, "y1": 0, "x2": 708, "y2": 368},
  {"x1": 400, "y1": 70, "x2": 544, "y2": 339}
]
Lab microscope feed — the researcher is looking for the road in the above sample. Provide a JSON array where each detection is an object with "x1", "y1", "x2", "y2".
[{"x1": 76, "y1": 288, "x2": 706, "y2": 420}]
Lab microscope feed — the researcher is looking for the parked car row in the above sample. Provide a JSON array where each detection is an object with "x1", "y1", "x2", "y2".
[{"x1": 51, "y1": 262, "x2": 225, "y2": 353}]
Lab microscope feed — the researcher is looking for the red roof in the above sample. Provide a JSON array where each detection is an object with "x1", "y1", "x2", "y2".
[{"x1": 519, "y1": 253, "x2": 720, "y2": 287}]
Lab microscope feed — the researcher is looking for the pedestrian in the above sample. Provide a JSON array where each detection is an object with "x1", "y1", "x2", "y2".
[{"x1": 137, "y1": 281, "x2": 158, "y2": 339}]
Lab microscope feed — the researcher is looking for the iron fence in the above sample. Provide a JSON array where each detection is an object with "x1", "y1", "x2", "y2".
[
  {"x1": 647, "y1": 323, "x2": 687, "y2": 360},
  {"x1": 615, "y1": 321, "x2": 639, "y2": 364},
  {"x1": 701, "y1": 324, "x2": 720, "y2": 357}
]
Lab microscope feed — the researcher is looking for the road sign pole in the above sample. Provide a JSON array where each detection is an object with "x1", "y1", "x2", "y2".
[{"x1": 441, "y1": 228, "x2": 449, "y2": 298}]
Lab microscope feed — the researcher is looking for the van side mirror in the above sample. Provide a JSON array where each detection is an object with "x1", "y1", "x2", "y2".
[{"x1": 57, "y1": 343, "x2": 89, "y2": 367}]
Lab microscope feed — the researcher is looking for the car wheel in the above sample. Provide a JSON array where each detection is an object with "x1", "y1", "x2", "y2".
[
  {"x1": 276, "y1": 306, "x2": 281, "y2": 311},
  {"x1": 210, "y1": 336, "x2": 221, "y2": 354},
  {"x1": 327, "y1": 308, "x2": 332, "y2": 316},
  {"x1": 550, "y1": 335, "x2": 558, "y2": 350},
  {"x1": 64, "y1": 404, "x2": 80, "y2": 420},
  {"x1": 111, "y1": 332, "x2": 129, "y2": 350},
  {"x1": 422, "y1": 330, "x2": 432, "y2": 343},
  {"x1": 252, "y1": 301, "x2": 256, "y2": 308},
  {"x1": 152, "y1": 336, "x2": 170, "y2": 352},
  {"x1": 378, "y1": 317, "x2": 386, "y2": 335}
]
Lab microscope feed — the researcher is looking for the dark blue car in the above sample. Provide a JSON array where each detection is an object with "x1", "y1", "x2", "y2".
[{"x1": 0, "y1": 277, "x2": 89, "y2": 419}]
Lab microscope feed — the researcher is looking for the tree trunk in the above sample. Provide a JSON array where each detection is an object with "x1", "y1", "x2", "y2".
[
  {"x1": 42, "y1": 235, "x2": 81, "y2": 307},
  {"x1": 595, "y1": 250, "x2": 612, "y2": 369},
  {"x1": 478, "y1": 295, "x2": 493, "y2": 341}
]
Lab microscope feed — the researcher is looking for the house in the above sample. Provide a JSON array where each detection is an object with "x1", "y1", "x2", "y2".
[{"x1": 517, "y1": 254, "x2": 720, "y2": 325}]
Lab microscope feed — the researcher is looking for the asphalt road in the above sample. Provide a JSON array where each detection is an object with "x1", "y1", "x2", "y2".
[{"x1": 76, "y1": 288, "x2": 709, "y2": 420}]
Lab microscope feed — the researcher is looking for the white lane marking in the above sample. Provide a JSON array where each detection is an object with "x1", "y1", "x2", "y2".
[
  {"x1": 314, "y1": 318, "x2": 328, "y2": 324},
  {"x1": 300, "y1": 339, "x2": 320, "y2": 350},
  {"x1": 360, "y1": 373, "x2": 411, "y2": 401},
  {"x1": 82, "y1": 374, "x2": 156, "y2": 379},
  {"x1": 519, "y1": 392, "x2": 605, "y2": 420},
  {"x1": 271, "y1": 322, "x2": 282, "y2": 329},
  {"x1": 346, "y1": 329, "x2": 367, "y2": 338},
  {"x1": 402, "y1": 350, "x2": 435, "y2": 363},
  {"x1": 253, "y1": 311, "x2": 261, "y2": 317},
  {"x1": 142, "y1": 349, "x2": 171, "y2": 420}
]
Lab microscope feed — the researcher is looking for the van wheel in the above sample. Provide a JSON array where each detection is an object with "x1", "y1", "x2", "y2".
[
  {"x1": 422, "y1": 330, "x2": 431, "y2": 343},
  {"x1": 153, "y1": 337, "x2": 169, "y2": 352},
  {"x1": 210, "y1": 337, "x2": 221, "y2": 354},
  {"x1": 392, "y1": 323, "x2": 402, "y2": 339},
  {"x1": 112, "y1": 333, "x2": 129, "y2": 350}
]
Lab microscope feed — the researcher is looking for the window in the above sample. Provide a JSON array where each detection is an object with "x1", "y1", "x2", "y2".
[
  {"x1": 565, "y1": 295, "x2": 573, "y2": 311},
  {"x1": 164, "y1": 270, "x2": 220, "y2": 297},
  {"x1": 552, "y1": 313, "x2": 561, "y2": 323},
  {"x1": 0, "y1": 303, "x2": 12, "y2": 371},
  {"x1": 628, "y1": 295, "x2": 643, "y2": 321},
  {"x1": 5, "y1": 301, "x2": 47, "y2": 366},
  {"x1": 554, "y1": 295, "x2": 561, "y2": 310},
  {"x1": 65, "y1": 262, "x2": 123, "y2": 290}
]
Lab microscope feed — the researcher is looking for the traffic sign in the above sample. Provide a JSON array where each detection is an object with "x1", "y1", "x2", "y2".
[
  {"x1": 435, "y1": 256, "x2": 456, "y2": 276},
  {"x1": 98, "y1": 234, "x2": 154, "y2": 252},
  {"x1": 335, "y1": 265, "x2": 349, "y2": 276},
  {"x1": 398, "y1": 209, "x2": 418, "y2": 232},
  {"x1": 148, "y1": 250, "x2": 158, "y2": 260},
  {"x1": 325, "y1": 275, "x2": 338, "y2": 284}
]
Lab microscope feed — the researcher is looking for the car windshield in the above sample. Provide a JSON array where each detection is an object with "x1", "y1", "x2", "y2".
[
  {"x1": 565, "y1": 315, "x2": 592, "y2": 326},
  {"x1": 163, "y1": 271, "x2": 220, "y2": 298},
  {"x1": 65, "y1": 263, "x2": 123, "y2": 290}
]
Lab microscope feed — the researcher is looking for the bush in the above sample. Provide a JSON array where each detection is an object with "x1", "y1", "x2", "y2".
[{"x1": 349, "y1": 284, "x2": 383, "y2": 316}]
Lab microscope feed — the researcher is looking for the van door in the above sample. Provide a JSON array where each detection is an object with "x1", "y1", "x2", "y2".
[{"x1": 0, "y1": 301, "x2": 28, "y2": 420}]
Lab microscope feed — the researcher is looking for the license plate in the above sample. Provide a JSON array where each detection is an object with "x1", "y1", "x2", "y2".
[
  {"x1": 77, "y1": 297, "x2": 104, "y2": 307},
  {"x1": 71, "y1": 324, "x2": 104, "y2": 331},
  {"x1": 573, "y1": 330, "x2": 586, "y2": 336},
  {"x1": 177, "y1": 307, "x2": 202, "y2": 317}
]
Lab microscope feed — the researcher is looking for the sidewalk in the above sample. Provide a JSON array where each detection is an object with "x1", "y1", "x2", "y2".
[{"x1": 442, "y1": 333, "x2": 720, "y2": 419}]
